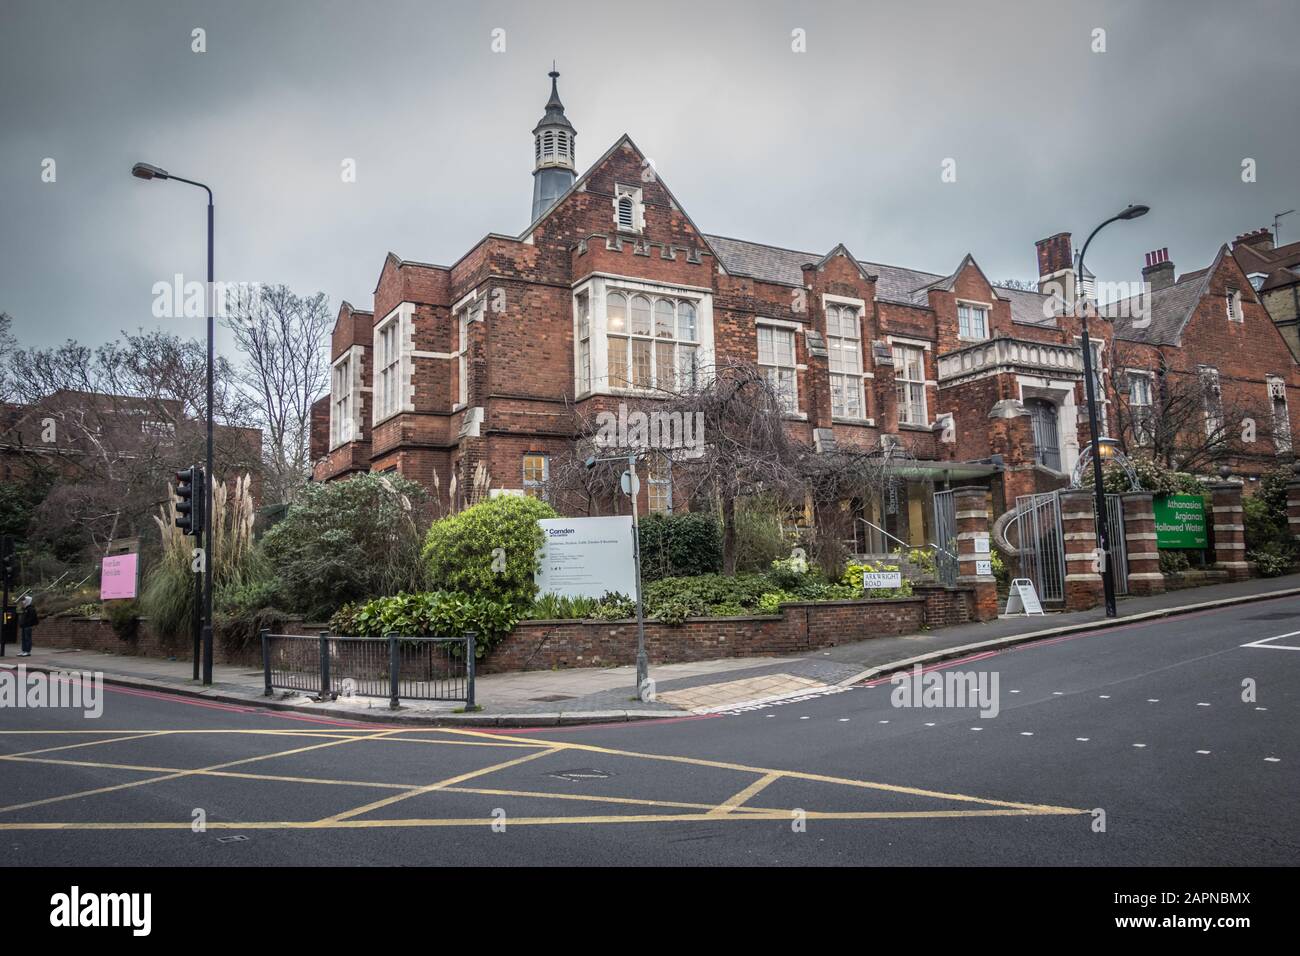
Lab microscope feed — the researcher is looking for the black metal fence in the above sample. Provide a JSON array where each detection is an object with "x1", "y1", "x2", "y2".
[{"x1": 261, "y1": 631, "x2": 476, "y2": 708}]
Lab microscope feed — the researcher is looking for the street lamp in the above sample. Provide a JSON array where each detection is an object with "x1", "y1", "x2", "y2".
[
  {"x1": 586, "y1": 452, "x2": 650, "y2": 697},
  {"x1": 1077, "y1": 203, "x2": 1149, "y2": 618},
  {"x1": 132, "y1": 161, "x2": 216, "y2": 684}
]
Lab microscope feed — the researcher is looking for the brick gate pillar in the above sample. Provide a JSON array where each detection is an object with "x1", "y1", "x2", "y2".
[
  {"x1": 1059, "y1": 488, "x2": 1104, "y2": 611},
  {"x1": 953, "y1": 485, "x2": 999, "y2": 621},
  {"x1": 1287, "y1": 479, "x2": 1300, "y2": 545},
  {"x1": 1210, "y1": 482, "x2": 1251, "y2": 581},
  {"x1": 1121, "y1": 491, "x2": 1164, "y2": 596}
]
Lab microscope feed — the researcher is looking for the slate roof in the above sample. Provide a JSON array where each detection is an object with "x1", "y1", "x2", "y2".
[
  {"x1": 704, "y1": 233, "x2": 1059, "y2": 325},
  {"x1": 1103, "y1": 248, "x2": 1222, "y2": 346}
]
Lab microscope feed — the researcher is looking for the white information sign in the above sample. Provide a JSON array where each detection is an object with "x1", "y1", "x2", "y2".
[
  {"x1": 862, "y1": 570, "x2": 903, "y2": 589},
  {"x1": 973, "y1": 535, "x2": 990, "y2": 554},
  {"x1": 975, "y1": 559, "x2": 992, "y2": 576},
  {"x1": 535, "y1": 516, "x2": 637, "y2": 599},
  {"x1": 1005, "y1": 577, "x2": 1044, "y2": 615}
]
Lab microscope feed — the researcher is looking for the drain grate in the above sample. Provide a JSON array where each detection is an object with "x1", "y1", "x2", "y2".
[
  {"x1": 530, "y1": 694, "x2": 575, "y2": 702},
  {"x1": 548, "y1": 768, "x2": 612, "y2": 781},
  {"x1": 216, "y1": 835, "x2": 249, "y2": 844}
]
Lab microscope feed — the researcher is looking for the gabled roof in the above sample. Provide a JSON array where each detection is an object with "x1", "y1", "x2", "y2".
[
  {"x1": 519, "y1": 134, "x2": 728, "y2": 275},
  {"x1": 1105, "y1": 246, "x2": 1225, "y2": 346},
  {"x1": 811, "y1": 243, "x2": 878, "y2": 284}
]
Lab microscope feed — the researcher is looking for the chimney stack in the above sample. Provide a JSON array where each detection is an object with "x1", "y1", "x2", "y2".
[
  {"x1": 1233, "y1": 227, "x2": 1275, "y2": 253},
  {"x1": 1142, "y1": 248, "x2": 1175, "y2": 293},
  {"x1": 1035, "y1": 232, "x2": 1076, "y2": 305}
]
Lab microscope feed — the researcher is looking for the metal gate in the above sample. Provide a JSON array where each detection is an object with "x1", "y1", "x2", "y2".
[
  {"x1": 932, "y1": 489, "x2": 958, "y2": 587},
  {"x1": 1014, "y1": 492, "x2": 1066, "y2": 604},
  {"x1": 1101, "y1": 493, "x2": 1129, "y2": 596}
]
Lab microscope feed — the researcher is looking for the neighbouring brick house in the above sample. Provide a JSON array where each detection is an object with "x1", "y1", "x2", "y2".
[
  {"x1": 311, "y1": 71, "x2": 1300, "y2": 545},
  {"x1": 1228, "y1": 226, "x2": 1300, "y2": 362}
]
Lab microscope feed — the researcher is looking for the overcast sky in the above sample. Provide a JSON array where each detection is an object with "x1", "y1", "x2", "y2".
[{"x1": 2, "y1": 0, "x2": 1297, "y2": 355}]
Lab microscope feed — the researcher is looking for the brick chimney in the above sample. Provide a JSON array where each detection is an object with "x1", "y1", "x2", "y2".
[
  {"x1": 1233, "y1": 227, "x2": 1275, "y2": 253},
  {"x1": 1035, "y1": 232, "x2": 1075, "y2": 304},
  {"x1": 1142, "y1": 247, "x2": 1175, "y2": 293}
]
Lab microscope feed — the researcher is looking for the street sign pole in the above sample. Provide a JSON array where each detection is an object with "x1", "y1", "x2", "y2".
[{"x1": 627, "y1": 454, "x2": 649, "y2": 698}]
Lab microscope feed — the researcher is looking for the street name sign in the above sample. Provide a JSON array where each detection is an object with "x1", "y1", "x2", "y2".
[{"x1": 863, "y1": 570, "x2": 903, "y2": 589}]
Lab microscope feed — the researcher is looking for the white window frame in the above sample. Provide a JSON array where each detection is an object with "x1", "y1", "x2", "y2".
[
  {"x1": 1268, "y1": 375, "x2": 1292, "y2": 454},
  {"x1": 757, "y1": 321, "x2": 799, "y2": 413},
  {"x1": 1226, "y1": 287, "x2": 1244, "y2": 322},
  {"x1": 453, "y1": 295, "x2": 483, "y2": 409},
  {"x1": 647, "y1": 454, "x2": 672, "y2": 514},
  {"x1": 891, "y1": 342, "x2": 928, "y2": 426},
  {"x1": 604, "y1": 290, "x2": 700, "y2": 393},
  {"x1": 330, "y1": 346, "x2": 363, "y2": 449},
  {"x1": 1125, "y1": 368, "x2": 1154, "y2": 446},
  {"x1": 1199, "y1": 365, "x2": 1223, "y2": 438},
  {"x1": 522, "y1": 452, "x2": 548, "y2": 497},
  {"x1": 824, "y1": 295, "x2": 866, "y2": 420},
  {"x1": 957, "y1": 300, "x2": 990, "y2": 341},
  {"x1": 372, "y1": 304, "x2": 414, "y2": 425},
  {"x1": 575, "y1": 290, "x2": 592, "y2": 395},
  {"x1": 612, "y1": 183, "x2": 645, "y2": 234}
]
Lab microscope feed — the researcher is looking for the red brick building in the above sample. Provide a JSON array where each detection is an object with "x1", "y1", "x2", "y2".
[{"x1": 312, "y1": 72, "x2": 1300, "y2": 545}]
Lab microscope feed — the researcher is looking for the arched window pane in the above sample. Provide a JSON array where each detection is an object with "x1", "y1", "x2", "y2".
[
  {"x1": 655, "y1": 299, "x2": 675, "y2": 338},
  {"x1": 678, "y1": 301, "x2": 696, "y2": 341},
  {"x1": 607, "y1": 292, "x2": 626, "y2": 332},
  {"x1": 631, "y1": 296, "x2": 651, "y2": 336}
]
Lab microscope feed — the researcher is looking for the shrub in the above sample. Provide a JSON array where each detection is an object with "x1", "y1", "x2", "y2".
[
  {"x1": 840, "y1": 562, "x2": 914, "y2": 598},
  {"x1": 527, "y1": 593, "x2": 600, "y2": 620},
  {"x1": 104, "y1": 600, "x2": 140, "y2": 641},
  {"x1": 637, "y1": 512, "x2": 723, "y2": 581},
  {"x1": 262, "y1": 473, "x2": 430, "y2": 620},
  {"x1": 1249, "y1": 544, "x2": 1293, "y2": 578},
  {"x1": 422, "y1": 495, "x2": 556, "y2": 608},
  {"x1": 1159, "y1": 550, "x2": 1191, "y2": 574},
  {"x1": 1082, "y1": 456, "x2": 1202, "y2": 495},
  {"x1": 329, "y1": 591, "x2": 521, "y2": 658},
  {"x1": 731, "y1": 498, "x2": 790, "y2": 572}
]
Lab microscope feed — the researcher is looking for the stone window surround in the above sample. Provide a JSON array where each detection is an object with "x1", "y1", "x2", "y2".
[
  {"x1": 956, "y1": 297, "x2": 992, "y2": 343},
  {"x1": 823, "y1": 293, "x2": 870, "y2": 423},
  {"x1": 372, "y1": 302, "x2": 417, "y2": 427},
  {"x1": 1017, "y1": 376, "x2": 1080, "y2": 477},
  {"x1": 571, "y1": 273, "x2": 715, "y2": 400},
  {"x1": 329, "y1": 344, "x2": 366, "y2": 450}
]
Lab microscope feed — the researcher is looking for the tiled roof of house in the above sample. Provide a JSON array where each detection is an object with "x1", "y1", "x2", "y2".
[{"x1": 1104, "y1": 252, "x2": 1219, "y2": 346}]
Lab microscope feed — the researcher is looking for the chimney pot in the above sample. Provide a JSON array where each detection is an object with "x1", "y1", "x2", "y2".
[{"x1": 1142, "y1": 247, "x2": 1175, "y2": 292}]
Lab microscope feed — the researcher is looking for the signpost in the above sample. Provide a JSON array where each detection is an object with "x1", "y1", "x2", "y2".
[
  {"x1": 1152, "y1": 494, "x2": 1208, "y2": 549},
  {"x1": 1005, "y1": 578, "x2": 1045, "y2": 616}
]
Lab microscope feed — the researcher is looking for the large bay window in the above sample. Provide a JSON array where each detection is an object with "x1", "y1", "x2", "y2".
[
  {"x1": 605, "y1": 290, "x2": 698, "y2": 392},
  {"x1": 826, "y1": 303, "x2": 864, "y2": 419},
  {"x1": 758, "y1": 324, "x2": 798, "y2": 412},
  {"x1": 892, "y1": 343, "x2": 927, "y2": 425}
]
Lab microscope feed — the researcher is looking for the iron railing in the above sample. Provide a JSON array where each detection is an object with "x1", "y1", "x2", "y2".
[{"x1": 261, "y1": 631, "x2": 476, "y2": 708}]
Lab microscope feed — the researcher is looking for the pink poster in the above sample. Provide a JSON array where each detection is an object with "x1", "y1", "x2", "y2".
[{"x1": 100, "y1": 553, "x2": 140, "y2": 601}]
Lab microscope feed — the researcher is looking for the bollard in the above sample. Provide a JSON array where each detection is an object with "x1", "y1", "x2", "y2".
[
  {"x1": 388, "y1": 635, "x2": 400, "y2": 710},
  {"x1": 319, "y1": 630, "x2": 330, "y2": 699},
  {"x1": 261, "y1": 628, "x2": 272, "y2": 697},
  {"x1": 465, "y1": 632, "x2": 477, "y2": 708}
]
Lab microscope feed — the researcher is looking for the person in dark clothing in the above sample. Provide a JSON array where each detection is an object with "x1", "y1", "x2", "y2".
[{"x1": 18, "y1": 595, "x2": 36, "y2": 656}]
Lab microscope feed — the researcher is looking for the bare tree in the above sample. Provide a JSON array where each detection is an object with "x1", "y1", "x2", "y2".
[
  {"x1": 1107, "y1": 341, "x2": 1279, "y2": 473},
  {"x1": 223, "y1": 285, "x2": 332, "y2": 505},
  {"x1": 545, "y1": 360, "x2": 892, "y2": 574}
]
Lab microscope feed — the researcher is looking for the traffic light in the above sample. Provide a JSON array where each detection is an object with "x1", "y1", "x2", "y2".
[
  {"x1": 174, "y1": 466, "x2": 205, "y2": 536},
  {"x1": 1, "y1": 535, "x2": 14, "y2": 586}
]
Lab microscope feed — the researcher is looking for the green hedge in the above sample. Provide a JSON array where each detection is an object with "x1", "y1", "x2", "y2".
[
  {"x1": 637, "y1": 512, "x2": 723, "y2": 581},
  {"x1": 422, "y1": 495, "x2": 557, "y2": 609},
  {"x1": 329, "y1": 591, "x2": 521, "y2": 659}
]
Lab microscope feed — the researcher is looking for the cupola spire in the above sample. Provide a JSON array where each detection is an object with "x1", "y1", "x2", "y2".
[{"x1": 531, "y1": 66, "x2": 576, "y2": 222}]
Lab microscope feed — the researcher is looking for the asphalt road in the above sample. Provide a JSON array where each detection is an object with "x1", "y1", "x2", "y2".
[{"x1": 2, "y1": 595, "x2": 1297, "y2": 866}]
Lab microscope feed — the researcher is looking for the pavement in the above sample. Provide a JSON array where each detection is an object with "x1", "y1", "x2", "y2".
[
  {"x1": 1, "y1": 590, "x2": 1295, "y2": 866},
  {"x1": 6, "y1": 572, "x2": 1300, "y2": 726}
]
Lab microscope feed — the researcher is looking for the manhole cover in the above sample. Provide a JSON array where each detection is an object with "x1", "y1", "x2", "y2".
[
  {"x1": 548, "y1": 769, "x2": 612, "y2": 781},
  {"x1": 530, "y1": 694, "x2": 575, "y2": 703}
]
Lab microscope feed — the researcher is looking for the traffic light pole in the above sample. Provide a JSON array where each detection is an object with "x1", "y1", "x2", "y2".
[
  {"x1": 192, "y1": 524, "x2": 202, "y2": 681},
  {"x1": 203, "y1": 197, "x2": 214, "y2": 686}
]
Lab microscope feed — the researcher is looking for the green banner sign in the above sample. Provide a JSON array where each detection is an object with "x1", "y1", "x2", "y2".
[{"x1": 1153, "y1": 494, "x2": 1208, "y2": 549}]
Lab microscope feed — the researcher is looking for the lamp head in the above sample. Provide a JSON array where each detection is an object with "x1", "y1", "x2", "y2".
[
  {"x1": 1118, "y1": 204, "x2": 1150, "y2": 221},
  {"x1": 131, "y1": 162, "x2": 169, "y2": 181}
]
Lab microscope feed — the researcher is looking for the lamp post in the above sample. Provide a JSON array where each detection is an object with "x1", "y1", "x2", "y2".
[
  {"x1": 132, "y1": 162, "x2": 216, "y2": 684},
  {"x1": 1077, "y1": 203, "x2": 1149, "y2": 618}
]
